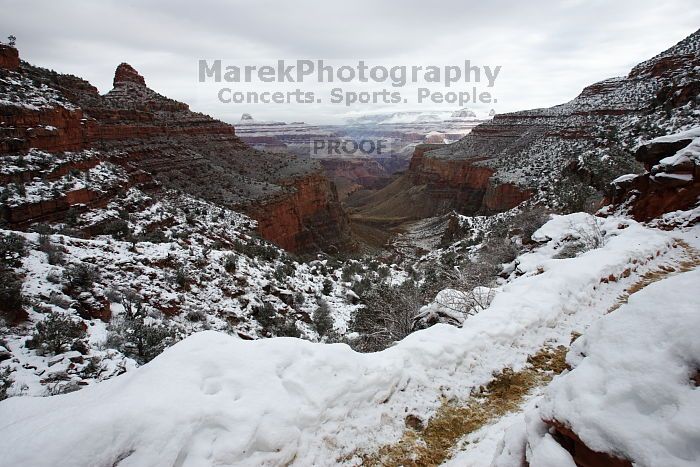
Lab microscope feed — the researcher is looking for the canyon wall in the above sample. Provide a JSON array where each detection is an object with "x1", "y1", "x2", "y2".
[{"x1": 1, "y1": 53, "x2": 350, "y2": 252}]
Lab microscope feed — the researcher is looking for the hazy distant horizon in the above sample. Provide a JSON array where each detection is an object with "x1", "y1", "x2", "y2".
[{"x1": 3, "y1": 0, "x2": 699, "y2": 124}]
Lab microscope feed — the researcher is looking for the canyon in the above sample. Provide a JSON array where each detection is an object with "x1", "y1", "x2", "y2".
[{"x1": 0, "y1": 48, "x2": 348, "y2": 252}]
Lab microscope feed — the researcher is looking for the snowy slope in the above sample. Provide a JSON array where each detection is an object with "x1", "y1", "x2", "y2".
[
  {"x1": 0, "y1": 214, "x2": 696, "y2": 466},
  {"x1": 511, "y1": 267, "x2": 700, "y2": 467}
]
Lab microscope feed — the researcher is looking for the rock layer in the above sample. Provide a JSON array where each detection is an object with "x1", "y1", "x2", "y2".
[{"x1": 1, "y1": 56, "x2": 350, "y2": 252}]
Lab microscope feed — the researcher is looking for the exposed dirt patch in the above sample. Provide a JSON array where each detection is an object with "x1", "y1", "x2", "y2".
[
  {"x1": 607, "y1": 239, "x2": 700, "y2": 314},
  {"x1": 361, "y1": 346, "x2": 569, "y2": 467}
]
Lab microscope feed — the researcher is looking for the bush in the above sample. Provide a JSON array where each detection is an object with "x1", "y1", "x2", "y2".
[
  {"x1": 0, "y1": 270, "x2": 24, "y2": 322},
  {"x1": 273, "y1": 263, "x2": 295, "y2": 282},
  {"x1": 350, "y1": 281, "x2": 424, "y2": 352},
  {"x1": 106, "y1": 297, "x2": 180, "y2": 364},
  {"x1": 38, "y1": 233, "x2": 65, "y2": 265},
  {"x1": 553, "y1": 241, "x2": 586, "y2": 259},
  {"x1": 223, "y1": 254, "x2": 237, "y2": 273},
  {"x1": 552, "y1": 179, "x2": 599, "y2": 214},
  {"x1": 322, "y1": 278, "x2": 334, "y2": 295},
  {"x1": 341, "y1": 262, "x2": 363, "y2": 282},
  {"x1": 26, "y1": 312, "x2": 86, "y2": 356},
  {"x1": 0, "y1": 366, "x2": 12, "y2": 401},
  {"x1": 276, "y1": 319, "x2": 301, "y2": 338},
  {"x1": 63, "y1": 263, "x2": 99, "y2": 290},
  {"x1": 103, "y1": 219, "x2": 131, "y2": 240},
  {"x1": 0, "y1": 233, "x2": 26, "y2": 267},
  {"x1": 313, "y1": 300, "x2": 334, "y2": 337},
  {"x1": 64, "y1": 207, "x2": 79, "y2": 227},
  {"x1": 252, "y1": 302, "x2": 278, "y2": 330},
  {"x1": 233, "y1": 239, "x2": 279, "y2": 261}
]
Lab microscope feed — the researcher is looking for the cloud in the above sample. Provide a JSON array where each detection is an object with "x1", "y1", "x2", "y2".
[{"x1": 2, "y1": 0, "x2": 699, "y2": 123}]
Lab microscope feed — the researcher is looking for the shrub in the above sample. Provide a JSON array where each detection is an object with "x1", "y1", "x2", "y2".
[
  {"x1": 223, "y1": 254, "x2": 237, "y2": 273},
  {"x1": 322, "y1": 278, "x2": 334, "y2": 295},
  {"x1": 233, "y1": 239, "x2": 279, "y2": 261},
  {"x1": 38, "y1": 233, "x2": 65, "y2": 265},
  {"x1": 0, "y1": 270, "x2": 24, "y2": 322},
  {"x1": 252, "y1": 302, "x2": 278, "y2": 330},
  {"x1": 553, "y1": 241, "x2": 586, "y2": 259},
  {"x1": 273, "y1": 263, "x2": 295, "y2": 282},
  {"x1": 313, "y1": 300, "x2": 334, "y2": 337},
  {"x1": 103, "y1": 219, "x2": 131, "y2": 240},
  {"x1": 64, "y1": 207, "x2": 79, "y2": 227},
  {"x1": 377, "y1": 265, "x2": 390, "y2": 281},
  {"x1": 106, "y1": 297, "x2": 180, "y2": 364},
  {"x1": 350, "y1": 281, "x2": 423, "y2": 352},
  {"x1": 552, "y1": 179, "x2": 599, "y2": 214},
  {"x1": 276, "y1": 319, "x2": 301, "y2": 338},
  {"x1": 26, "y1": 312, "x2": 86, "y2": 356},
  {"x1": 0, "y1": 367, "x2": 13, "y2": 401},
  {"x1": 174, "y1": 266, "x2": 190, "y2": 289},
  {"x1": 0, "y1": 233, "x2": 26, "y2": 267},
  {"x1": 63, "y1": 263, "x2": 99, "y2": 290}
]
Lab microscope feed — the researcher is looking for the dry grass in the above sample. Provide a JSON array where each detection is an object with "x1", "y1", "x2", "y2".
[
  {"x1": 359, "y1": 240, "x2": 700, "y2": 466},
  {"x1": 361, "y1": 346, "x2": 569, "y2": 467},
  {"x1": 607, "y1": 240, "x2": 700, "y2": 314}
]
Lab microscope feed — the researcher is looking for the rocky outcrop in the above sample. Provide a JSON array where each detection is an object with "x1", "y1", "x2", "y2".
[
  {"x1": 0, "y1": 44, "x2": 19, "y2": 71},
  {"x1": 113, "y1": 63, "x2": 146, "y2": 87},
  {"x1": 607, "y1": 129, "x2": 700, "y2": 221},
  {"x1": 0, "y1": 106, "x2": 85, "y2": 153},
  {"x1": 254, "y1": 173, "x2": 349, "y2": 252}
]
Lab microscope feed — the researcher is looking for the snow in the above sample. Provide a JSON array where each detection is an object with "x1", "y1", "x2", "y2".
[
  {"x1": 0, "y1": 213, "x2": 694, "y2": 466},
  {"x1": 649, "y1": 125, "x2": 700, "y2": 144},
  {"x1": 651, "y1": 172, "x2": 693, "y2": 182},
  {"x1": 520, "y1": 267, "x2": 700, "y2": 467},
  {"x1": 611, "y1": 173, "x2": 637, "y2": 184}
]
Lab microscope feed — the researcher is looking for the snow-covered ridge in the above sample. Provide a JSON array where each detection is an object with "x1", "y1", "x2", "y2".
[{"x1": 0, "y1": 213, "x2": 693, "y2": 466}]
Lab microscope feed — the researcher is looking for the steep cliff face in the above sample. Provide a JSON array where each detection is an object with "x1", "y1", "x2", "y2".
[
  {"x1": 0, "y1": 50, "x2": 350, "y2": 252},
  {"x1": 0, "y1": 44, "x2": 19, "y2": 71},
  {"x1": 353, "y1": 143, "x2": 532, "y2": 221},
  {"x1": 319, "y1": 158, "x2": 392, "y2": 200},
  {"x1": 254, "y1": 172, "x2": 349, "y2": 251}
]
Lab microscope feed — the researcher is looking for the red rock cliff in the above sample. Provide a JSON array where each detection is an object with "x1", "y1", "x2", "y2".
[{"x1": 1, "y1": 57, "x2": 351, "y2": 252}]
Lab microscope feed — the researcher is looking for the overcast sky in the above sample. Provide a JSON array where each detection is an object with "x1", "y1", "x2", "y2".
[{"x1": 3, "y1": 0, "x2": 699, "y2": 124}]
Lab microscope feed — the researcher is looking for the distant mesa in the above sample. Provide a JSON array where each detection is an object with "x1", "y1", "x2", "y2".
[
  {"x1": 450, "y1": 108, "x2": 477, "y2": 119},
  {"x1": 113, "y1": 63, "x2": 146, "y2": 87},
  {"x1": 240, "y1": 113, "x2": 254, "y2": 122}
]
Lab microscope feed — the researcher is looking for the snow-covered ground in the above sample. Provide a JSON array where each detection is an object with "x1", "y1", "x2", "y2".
[
  {"x1": 504, "y1": 267, "x2": 700, "y2": 467},
  {"x1": 1, "y1": 213, "x2": 697, "y2": 466}
]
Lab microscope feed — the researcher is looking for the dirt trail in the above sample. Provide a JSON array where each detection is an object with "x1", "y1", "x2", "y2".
[{"x1": 361, "y1": 239, "x2": 700, "y2": 467}]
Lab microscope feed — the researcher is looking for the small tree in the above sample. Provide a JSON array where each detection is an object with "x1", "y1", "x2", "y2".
[
  {"x1": 313, "y1": 300, "x2": 334, "y2": 337},
  {"x1": 0, "y1": 233, "x2": 26, "y2": 267},
  {"x1": 350, "y1": 281, "x2": 423, "y2": 352},
  {"x1": 7, "y1": 35, "x2": 16, "y2": 47},
  {"x1": 27, "y1": 312, "x2": 86, "y2": 356},
  {"x1": 63, "y1": 263, "x2": 98, "y2": 290},
  {"x1": 106, "y1": 293, "x2": 179, "y2": 364},
  {"x1": 0, "y1": 270, "x2": 24, "y2": 322},
  {"x1": 223, "y1": 254, "x2": 237, "y2": 274},
  {"x1": 322, "y1": 278, "x2": 333, "y2": 295}
]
